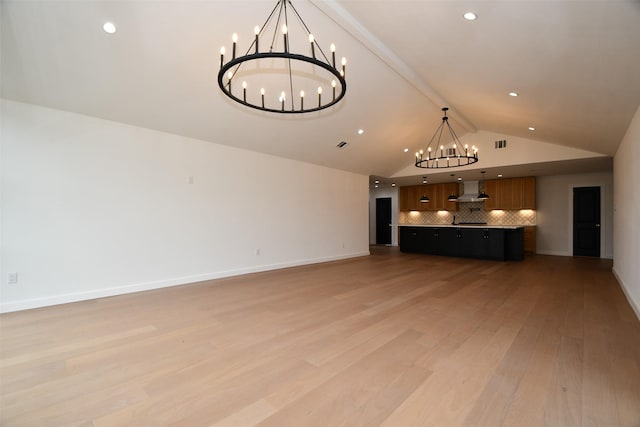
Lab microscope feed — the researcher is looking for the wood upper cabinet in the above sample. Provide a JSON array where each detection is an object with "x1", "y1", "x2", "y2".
[
  {"x1": 399, "y1": 186, "x2": 410, "y2": 211},
  {"x1": 498, "y1": 178, "x2": 513, "y2": 208},
  {"x1": 522, "y1": 177, "x2": 536, "y2": 209},
  {"x1": 483, "y1": 176, "x2": 536, "y2": 210},
  {"x1": 482, "y1": 180, "x2": 499, "y2": 210},
  {"x1": 399, "y1": 183, "x2": 459, "y2": 212},
  {"x1": 437, "y1": 182, "x2": 460, "y2": 211},
  {"x1": 400, "y1": 186, "x2": 420, "y2": 211}
]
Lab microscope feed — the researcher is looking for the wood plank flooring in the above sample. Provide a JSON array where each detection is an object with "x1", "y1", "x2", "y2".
[{"x1": 1, "y1": 247, "x2": 639, "y2": 426}]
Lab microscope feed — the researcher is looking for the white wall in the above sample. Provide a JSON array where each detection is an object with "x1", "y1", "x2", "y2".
[
  {"x1": 0, "y1": 100, "x2": 370, "y2": 312},
  {"x1": 613, "y1": 104, "x2": 640, "y2": 318},
  {"x1": 536, "y1": 171, "x2": 613, "y2": 258},
  {"x1": 368, "y1": 186, "x2": 399, "y2": 246}
]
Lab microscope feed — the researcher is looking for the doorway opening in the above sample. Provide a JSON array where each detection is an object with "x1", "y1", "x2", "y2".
[
  {"x1": 375, "y1": 197, "x2": 392, "y2": 245},
  {"x1": 573, "y1": 186, "x2": 600, "y2": 257}
]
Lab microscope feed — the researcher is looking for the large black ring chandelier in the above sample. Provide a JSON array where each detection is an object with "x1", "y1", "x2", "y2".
[
  {"x1": 415, "y1": 107, "x2": 479, "y2": 169},
  {"x1": 218, "y1": 0, "x2": 347, "y2": 114}
]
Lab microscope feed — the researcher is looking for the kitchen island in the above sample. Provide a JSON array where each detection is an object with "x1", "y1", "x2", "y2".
[{"x1": 399, "y1": 224, "x2": 524, "y2": 261}]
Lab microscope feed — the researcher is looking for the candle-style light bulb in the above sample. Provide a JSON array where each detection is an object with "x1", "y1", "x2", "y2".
[
  {"x1": 242, "y1": 81, "x2": 247, "y2": 102},
  {"x1": 220, "y1": 46, "x2": 225, "y2": 67},
  {"x1": 282, "y1": 25, "x2": 288, "y2": 52},
  {"x1": 330, "y1": 43, "x2": 336, "y2": 67},
  {"x1": 331, "y1": 79, "x2": 336, "y2": 100},
  {"x1": 232, "y1": 33, "x2": 238, "y2": 59},
  {"x1": 260, "y1": 88, "x2": 265, "y2": 108},
  {"x1": 300, "y1": 90, "x2": 305, "y2": 110},
  {"x1": 318, "y1": 86, "x2": 322, "y2": 107},
  {"x1": 280, "y1": 91, "x2": 286, "y2": 111},
  {"x1": 309, "y1": 33, "x2": 315, "y2": 58},
  {"x1": 254, "y1": 26, "x2": 260, "y2": 53}
]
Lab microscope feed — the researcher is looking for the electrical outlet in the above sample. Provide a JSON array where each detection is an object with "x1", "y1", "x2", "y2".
[{"x1": 7, "y1": 272, "x2": 18, "y2": 285}]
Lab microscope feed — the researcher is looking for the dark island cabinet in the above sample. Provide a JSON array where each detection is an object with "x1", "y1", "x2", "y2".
[{"x1": 400, "y1": 226, "x2": 524, "y2": 261}]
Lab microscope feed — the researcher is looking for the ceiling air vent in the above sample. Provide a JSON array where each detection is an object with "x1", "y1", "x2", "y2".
[
  {"x1": 337, "y1": 141, "x2": 348, "y2": 148},
  {"x1": 494, "y1": 139, "x2": 507, "y2": 149}
]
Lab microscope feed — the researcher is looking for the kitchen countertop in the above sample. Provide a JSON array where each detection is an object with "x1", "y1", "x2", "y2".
[{"x1": 397, "y1": 224, "x2": 525, "y2": 230}]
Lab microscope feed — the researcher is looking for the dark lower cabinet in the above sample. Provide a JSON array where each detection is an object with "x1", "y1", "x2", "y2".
[
  {"x1": 399, "y1": 226, "x2": 524, "y2": 261},
  {"x1": 399, "y1": 227, "x2": 425, "y2": 253},
  {"x1": 505, "y1": 228, "x2": 524, "y2": 261},
  {"x1": 457, "y1": 228, "x2": 485, "y2": 258},
  {"x1": 483, "y1": 229, "x2": 506, "y2": 260}
]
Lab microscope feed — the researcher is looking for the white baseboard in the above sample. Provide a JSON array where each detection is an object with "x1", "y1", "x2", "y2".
[
  {"x1": 536, "y1": 250, "x2": 571, "y2": 257},
  {"x1": 612, "y1": 267, "x2": 640, "y2": 321},
  {"x1": 535, "y1": 250, "x2": 612, "y2": 260},
  {"x1": 0, "y1": 251, "x2": 370, "y2": 313}
]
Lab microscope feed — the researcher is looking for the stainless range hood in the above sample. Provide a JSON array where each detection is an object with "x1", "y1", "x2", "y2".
[{"x1": 457, "y1": 181, "x2": 483, "y2": 203}]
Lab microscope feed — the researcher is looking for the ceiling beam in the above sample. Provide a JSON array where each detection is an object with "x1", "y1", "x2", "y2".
[{"x1": 309, "y1": 0, "x2": 477, "y2": 133}]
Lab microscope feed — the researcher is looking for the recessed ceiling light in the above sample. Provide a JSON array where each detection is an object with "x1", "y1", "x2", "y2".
[
  {"x1": 357, "y1": 129, "x2": 364, "y2": 135},
  {"x1": 103, "y1": 22, "x2": 117, "y2": 34},
  {"x1": 403, "y1": 148, "x2": 409, "y2": 153},
  {"x1": 375, "y1": 180, "x2": 379, "y2": 184},
  {"x1": 391, "y1": 183, "x2": 396, "y2": 187},
  {"x1": 528, "y1": 127, "x2": 536, "y2": 131},
  {"x1": 374, "y1": 184, "x2": 379, "y2": 188},
  {"x1": 463, "y1": 12, "x2": 477, "y2": 21},
  {"x1": 457, "y1": 177, "x2": 463, "y2": 181},
  {"x1": 509, "y1": 92, "x2": 519, "y2": 97},
  {"x1": 498, "y1": 174, "x2": 503, "y2": 178}
]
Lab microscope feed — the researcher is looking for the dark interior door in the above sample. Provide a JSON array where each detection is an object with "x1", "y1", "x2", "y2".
[
  {"x1": 573, "y1": 187, "x2": 600, "y2": 257},
  {"x1": 375, "y1": 197, "x2": 392, "y2": 245}
]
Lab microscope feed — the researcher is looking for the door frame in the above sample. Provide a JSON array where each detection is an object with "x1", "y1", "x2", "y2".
[
  {"x1": 568, "y1": 183, "x2": 606, "y2": 258},
  {"x1": 369, "y1": 187, "x2": 399, "y2": 246}
]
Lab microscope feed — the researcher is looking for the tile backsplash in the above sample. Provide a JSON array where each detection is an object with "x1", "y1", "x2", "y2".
[{"x1": 399, "y1": 202, "x2": 536, "y2": 226}]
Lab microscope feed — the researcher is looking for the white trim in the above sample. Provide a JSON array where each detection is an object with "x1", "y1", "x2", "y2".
[
  {"x1": 613, "y1": 267, "x2": 640, "y2": 321},
  {"x1": 0, "y1": 251, "x2": 370, "y2": 313},
  {"x1": 536, "y1": 250, "x2": 571, "y2": 257}
]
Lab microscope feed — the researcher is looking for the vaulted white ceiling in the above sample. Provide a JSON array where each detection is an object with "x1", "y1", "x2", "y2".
[{"x1": 2, "y1": 1, "x2": 639, "y2": 183}]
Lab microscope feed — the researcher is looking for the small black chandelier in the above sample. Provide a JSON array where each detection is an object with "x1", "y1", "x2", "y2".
[
  {"x1": 415, "y1": 107, "x2": 479, "y2": 169},
  {"x1": 217, "y1": 0, "x2": 347, "y2": 114}
]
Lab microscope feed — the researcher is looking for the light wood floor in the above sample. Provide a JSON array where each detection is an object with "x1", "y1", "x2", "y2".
[{"x1": 1, "y1": 247, "x2": 639, "y2": 426}]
